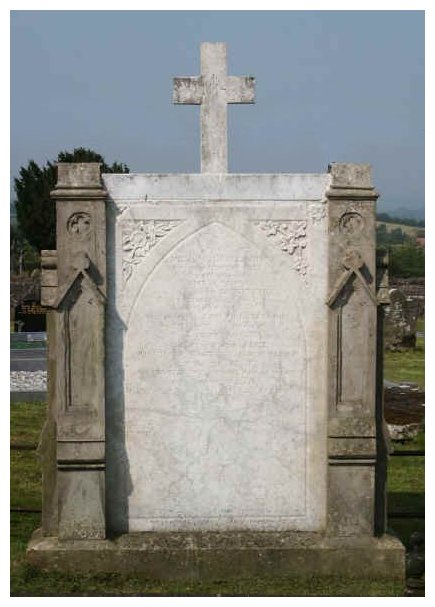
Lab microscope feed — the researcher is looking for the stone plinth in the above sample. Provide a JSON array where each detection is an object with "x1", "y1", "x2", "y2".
[{"x1": 28, "y1": 530, "x2": 404, "y2": 581}]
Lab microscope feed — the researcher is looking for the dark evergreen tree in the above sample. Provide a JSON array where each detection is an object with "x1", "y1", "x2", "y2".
[
  {"x1": 14, "y1": 148, "x2": 129, "y2": 251},
  {"x1": 389, "y1": 244, "x2": 425, "y2": 278}
]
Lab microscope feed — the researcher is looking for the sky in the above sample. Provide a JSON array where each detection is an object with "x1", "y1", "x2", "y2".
[{"x1": 10, "y1": 10, "x2": 425, "y2": 215}]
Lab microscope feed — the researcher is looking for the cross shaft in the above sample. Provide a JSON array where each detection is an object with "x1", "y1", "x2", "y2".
[{"x1": 173, "y1": 43, "x2": 255, "y2": 173}]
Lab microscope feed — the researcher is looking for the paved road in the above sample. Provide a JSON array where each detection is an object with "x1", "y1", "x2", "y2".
[{"x1": 10, "y1": 348, "x2": 47, "y2": 371}]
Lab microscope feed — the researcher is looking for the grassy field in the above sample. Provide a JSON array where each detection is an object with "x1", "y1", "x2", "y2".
[
  {"x1": 10, "y1": 342, "x2": 47, "y2": 350},
  {"x1": 384, "y1": 324, "x2": 425, "y2": 547},
  {"x1": 384, "y1": 333, "x2": 425, "y2": 389},
  {"x1": 376, "y1": 221, "x2": 424, "y2": 238},
  {"x1": 10, "y1": 400, "x2": 423, "y2": 597},
  {"x1": 387, "y1": 428, "x2": 425, "y2": 551}
]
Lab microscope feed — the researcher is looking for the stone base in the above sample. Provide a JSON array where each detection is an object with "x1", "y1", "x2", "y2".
[{"x1": 27, "y1": 530, "x2": 405, "y2": 581}]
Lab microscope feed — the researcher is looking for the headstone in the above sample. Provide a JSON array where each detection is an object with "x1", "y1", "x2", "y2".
[
  {"x1": 28, "y1": 42, "x2": 404, "y2": 582},
  {"x1": 384, "y1": 288, "x2": 418, "y2": 350},
  {"x1": 14, "y1": 299, "x2": 47, "y2": 332}
]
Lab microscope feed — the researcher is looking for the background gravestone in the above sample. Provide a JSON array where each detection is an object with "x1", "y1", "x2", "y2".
[
  {"x1": 27, "y1": 42, "x2": 405, "y2": 582},
  {"x1": 384, "y1": 288, "x2": 418, "y2": 350}
]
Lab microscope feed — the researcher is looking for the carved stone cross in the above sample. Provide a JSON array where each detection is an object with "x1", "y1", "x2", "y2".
[{"x1": 173, "y1": 42, "x2": 255, "y2": 173}]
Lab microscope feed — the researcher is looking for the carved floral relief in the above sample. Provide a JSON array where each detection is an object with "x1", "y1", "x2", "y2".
[
  {"x1": 256, "y1": 220, "x2": 308, "y2": 277},
  {"x1": 309, "y1": 203, "x2": 327, "y2": 225},
  {"x1": 122, "y1": 220, "x2": 180, "y2": 282}
]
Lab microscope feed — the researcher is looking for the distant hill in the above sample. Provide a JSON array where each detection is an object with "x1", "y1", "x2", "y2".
[
  {"x1": 377, "y1": 204, "x2": 425, "y2": 222},
  {"x1": 376, "y1": 221, "x2": 424, "y2": 239},
  {"x1": 376, "y1": 211, "x2": 424, "y2": 228},
  {"x1": 392, "y1": 206, "x2": 425, "y2": 222}
]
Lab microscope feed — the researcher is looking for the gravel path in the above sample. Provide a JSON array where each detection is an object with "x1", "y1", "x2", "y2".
[{"x1": 10, "y1": 371, "x2": 47, "y2": 392}]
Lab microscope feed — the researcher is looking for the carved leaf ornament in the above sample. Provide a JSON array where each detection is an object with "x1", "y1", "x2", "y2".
[
  {"x1": 256, "y1": 220, "x2": 308, "y2": 277},
  {"x1": 122, "y1": 220, "x2": 179, "y2": 282}
]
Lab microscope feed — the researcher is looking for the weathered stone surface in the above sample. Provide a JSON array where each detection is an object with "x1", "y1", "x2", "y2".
[
  {"x1": 103, "y1": 172, "x2": 331, "y2": 200},
  {"x1": 45, "y1": 163, "x2": 107, "y2": 540},
  {"x1": 37, "y1": 310, "x2": 58, "y2": 535},
  {"x1": 327, "y1": 465, "x2": 375, "y2": 535},
  {"x1": 56, "y1": 162, "x2": 102, "y2": 190},
  {"x1": 326, "y1": 163, "x2": 380, "y2": 537},
  {"x1": 40, "y1": 250, "x2": 58, "y2": 307},
  {"x1": 173, "y1": 42, "x2": 255, "y2": 173},
  {"x1": 27, "y1": 529, "x2": 405, "y2": 581},
  {"x1": 327, "y1": 162, "x2": 374, "y2": 191},
  {"x1": 387, "y1": 423, "x2": 422, "y2": 442},
  {"x1": 104, "y1": 173, "x2": 329, "y2": 533}
]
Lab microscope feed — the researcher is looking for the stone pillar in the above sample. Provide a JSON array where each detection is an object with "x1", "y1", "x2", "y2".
[
  {"x1": 39, "y1": 252, "x2": 59, "y2": 535},
  {"x1": 326, "y1": 163, "x2": 379, "y2": 535},
  {"x1": 48, "y1": 163, "x2": 107, "y2": 539},
  {"x1": 375, "y1": 249, "x2": 391, "y2": 535}
]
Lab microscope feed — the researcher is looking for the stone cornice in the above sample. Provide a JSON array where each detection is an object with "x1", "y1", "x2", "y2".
[
  {"x1": 50, "y1": 187, "x2": 107, "y2": 200},
  {"x1": 326, "y1": 187, "x2": 379, "y2": 201}
]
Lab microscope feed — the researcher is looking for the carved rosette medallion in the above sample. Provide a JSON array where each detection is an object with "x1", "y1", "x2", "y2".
[
  {"x1": 67, "y1": 212, "x2": 92, "y2": 238},
  {"x1": 339, "y1": 211, "x2": 363, "y2": 235},
  {"x1": 122, "y1": 220, "x2": 180, "y2": 282},
  {"x1": 256, "y1": 220, "x2": 308, "y2": 278}
]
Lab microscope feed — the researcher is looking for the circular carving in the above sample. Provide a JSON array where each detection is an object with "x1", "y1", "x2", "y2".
[
  {"x1": 339, "y1": 212, "x2": 363, "y2": 235},
  {"x1": 67, "y1": 212, "x2": 92, "y2": 237}
]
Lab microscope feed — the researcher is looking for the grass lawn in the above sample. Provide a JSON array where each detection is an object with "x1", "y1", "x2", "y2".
[
  {"x1": 384, "y1": 333, "x2": 425, "y2": 389},
  {"x1": 416, "y1": 318, "x2": 425, "y2": 333},
  {"x1": 384, "y1": 316, "x2": 425, "y2": 547},
  {"x1": 10, "y1": 342, "x2": 47, "y2": 350},
  {"x1": 11, "y1": 402, "x2": 421, "y2": 596},
  {"x1": 387, "y1": 430, "x2": 425, "y2": 549}
]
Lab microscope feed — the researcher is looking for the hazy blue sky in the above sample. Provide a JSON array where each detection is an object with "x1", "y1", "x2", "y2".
[{"x1": 11, "y1": 10, "x2": 424, "y2": 214}]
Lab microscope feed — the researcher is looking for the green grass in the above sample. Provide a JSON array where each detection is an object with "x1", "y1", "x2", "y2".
[
  {"x1": 11, "y1": 341, "x2": 47, "y2": 350},
  {"x1": 10, "y1": 450, "x2": 41, "y2": 511},
  {"x1": 384, "y1": 335, "x2": 425, "y2": 388},
  {"x1": 10, "y1": 564, "x2": 404, "y2": 597},
  {"x1": 10, "y1": 402, "x2": 418, "y2": 597},
  {"x1": 387, "y1": 428, "x2": 424, "y2": 551},
  {"x1": 10, "y1": 403, "x2": 45, "y2": 512},
  {"x1": 416, "y1": 318, "x2": 425, "y2": 333},
  {"x1": 393, "y1": 429, "x2": 425, "y2": 452},
  {"x1": 10, "y1": 506, "x2": 405, "y2": 597},
  {"x1": 11, "y1": 402, "x2": 47, "y2": 446},
  {"x1": 388, "y1": 456, "x2": 424, "y2": 516}
]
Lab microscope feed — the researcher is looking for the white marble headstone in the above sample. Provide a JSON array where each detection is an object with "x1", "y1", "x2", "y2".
[
  {"x1": 105, "y1": 173, "x2": 330, "y2": 532},
  {"x1": 31, "y1": 39, "x2": 401, "y2": 582}
]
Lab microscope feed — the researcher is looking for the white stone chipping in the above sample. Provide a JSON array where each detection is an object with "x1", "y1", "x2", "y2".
[{"x1": 10, "y1": 371, "x2": 47, "y2": 392}]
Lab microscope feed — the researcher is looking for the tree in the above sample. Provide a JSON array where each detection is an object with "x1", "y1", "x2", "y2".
[
  {"x1": 389, "y1": 244, "x2": 425, "y2": 279},
  {"x1": 10, "y1": 223, "x2": 40, "y2": 275},
  {"x1": 14, "y1": 148, "x2": 129, "y2": 251},
  {"x1": 375, "y1": 224, "x2": 416, "y2": 248}
]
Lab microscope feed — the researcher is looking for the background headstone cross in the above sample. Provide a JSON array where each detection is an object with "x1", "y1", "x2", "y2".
[{"x1": 173, "y1": 42, "x2": 255, "y2": 173}]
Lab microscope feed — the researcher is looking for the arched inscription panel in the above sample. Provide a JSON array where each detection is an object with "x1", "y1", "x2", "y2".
[{"x1": 125, "y1": 222, "x2": 309, "y2": 531}]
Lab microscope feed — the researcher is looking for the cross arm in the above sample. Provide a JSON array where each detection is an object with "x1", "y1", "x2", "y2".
[
  {"x1": 173, "y1": 77, "x2": 202, "y2": 104},
  {"x1": 226, "y1": 76, "x2": 255, "y2": 104}
]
